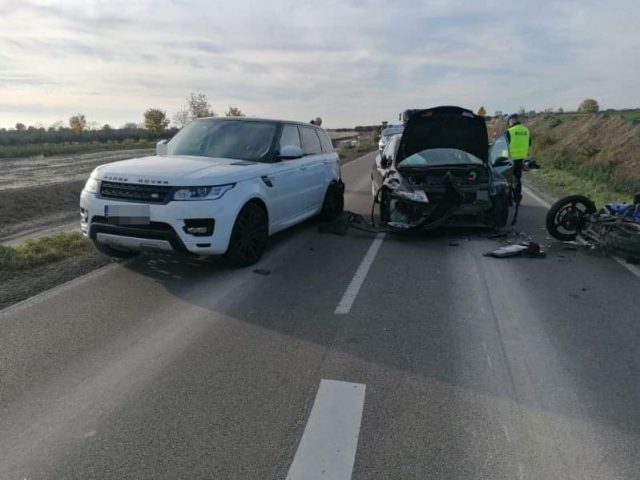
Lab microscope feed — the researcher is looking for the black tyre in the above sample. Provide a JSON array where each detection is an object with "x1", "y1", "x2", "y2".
[
  {"x1": 546, "y1": 195, "x2": 596, "y2": 241},
  {"x1": 318, "y1": 181, "x2": 345, "y2": 221},
  {"x1": 379, "y1": 188, "x2": 391, "y2": 223},
  {"x1": 605, "y1": 224, "x2": 640, "y2": 261},
  {"x1": 92, "y1": 240, "x2": 139, "y2": 259},
  {"x1": 490, "y1": 193, "x2": 509, "y2": 228},
  {"x1": 225, "y1": 202, "x2": 269, "y2": 267}
]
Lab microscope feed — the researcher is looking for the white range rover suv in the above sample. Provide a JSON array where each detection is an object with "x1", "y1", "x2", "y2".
[{"x1": 80, "y1": 117, "x2": 344, "y2": 266}]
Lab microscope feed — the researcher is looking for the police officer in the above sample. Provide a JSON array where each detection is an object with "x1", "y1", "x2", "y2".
[{"x1": 505, "y1": 113, "x2": 531, "y2": 205}]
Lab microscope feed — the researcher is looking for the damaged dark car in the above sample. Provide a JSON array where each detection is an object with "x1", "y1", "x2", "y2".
[{"x1": 371, "y1": 106, "x2": 510, "y2": 230}]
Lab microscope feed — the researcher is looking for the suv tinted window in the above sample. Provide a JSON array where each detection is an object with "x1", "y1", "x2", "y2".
[
  {"x1": 279, "y1": 124, "x2": 301, "y2": 150},
  {"x1": 300, "y1": 126, "x2": 322, "y2": 155},
  {"x1": 318, "y1": 130, "x2": 334, "y2": 153}
]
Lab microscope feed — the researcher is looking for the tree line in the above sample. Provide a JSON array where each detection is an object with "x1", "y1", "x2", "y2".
[{"x1": 1, "y1": 93, "x2": 244, "y2": 147}]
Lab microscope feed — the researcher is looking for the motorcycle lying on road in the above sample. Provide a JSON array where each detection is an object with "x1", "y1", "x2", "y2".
[{"x1": 546, "y1": 193, "x2": 640, "y2": 262}]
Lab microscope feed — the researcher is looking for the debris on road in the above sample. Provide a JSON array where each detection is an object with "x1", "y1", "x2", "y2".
[
  {"x1": 489, "y1": 231, "x2": 508, "y2": 239},
  {"x1": 484, "y1": 242, "x2": 546, "y2": 259},
  {"x1": 318, "y1": 221, "x2": 350, "y2": 236}
]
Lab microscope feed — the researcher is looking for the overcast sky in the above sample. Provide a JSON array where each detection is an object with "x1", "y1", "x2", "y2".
[{"x1": 0, "y1": 0, "x2": 638, "y2": 129}]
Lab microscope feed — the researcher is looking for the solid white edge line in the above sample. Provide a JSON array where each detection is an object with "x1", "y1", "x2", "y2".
[
  {"x1": 612, "y1": 255, "x2": 640, "y2": 278},
  {"x1": 521, "y1": 185, "x2": 552, "y2": 209},
  {"x1": 286, "y1": 379, "x2": 366, "y2": 480},
  {"x1": 335, "y1": 233, "x2": 385, "y2": 314},
  {"x1": 523, "y1": 185, "x2": 640, "y2": 280},
  {"x1": 341, "y1": 150, "x2": 377, "y2": 169}
]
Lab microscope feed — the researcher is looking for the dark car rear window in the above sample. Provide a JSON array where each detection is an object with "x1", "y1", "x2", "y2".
[{"x1": 397, "y1": 148, "x2": 484, "y2": 168}]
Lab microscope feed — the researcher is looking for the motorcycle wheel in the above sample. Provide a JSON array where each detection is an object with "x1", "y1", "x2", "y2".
[{"x1": 546, "y1": 195, "x2": 596, "y2": 241}]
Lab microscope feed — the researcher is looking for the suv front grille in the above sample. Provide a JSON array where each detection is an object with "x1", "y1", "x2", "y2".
[{"x1": 100, "y1": 181, "x2": 171, "y2": 203}]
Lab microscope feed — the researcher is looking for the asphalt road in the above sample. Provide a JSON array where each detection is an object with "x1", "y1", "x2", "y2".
[{"x1": 1, "y1": 152, "x2": 639, "y2": 479}]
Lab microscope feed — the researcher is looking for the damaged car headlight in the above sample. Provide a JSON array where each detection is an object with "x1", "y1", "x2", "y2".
[
  {"x1": 382, "y1": 171, "x2": 401, "y2": 190},
  {"x1": 83, "y1": 176, "x2": 100, "y2": 194},
  {"x1": 172, "y1": 184, "x2": 235, "y2": 201}
]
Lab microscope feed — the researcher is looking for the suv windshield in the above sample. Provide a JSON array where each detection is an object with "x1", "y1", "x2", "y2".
[
  {"x1": 168, "y1": 119, "x2": 277, "y2": 161},
  {"x1": 397, "y1": 148, "x2": 484, "y2": 168}
]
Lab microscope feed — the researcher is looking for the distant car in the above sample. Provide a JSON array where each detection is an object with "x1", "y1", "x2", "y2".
[
  {"x1": 371, "y1": 106, "x2": 510, "y2": 229},
  {"x1": 80, "y1": 117, "x2": 344, "y2": 266},
  {"x1": 378, "y1": 125, "x2": 404, "y2": 152}
]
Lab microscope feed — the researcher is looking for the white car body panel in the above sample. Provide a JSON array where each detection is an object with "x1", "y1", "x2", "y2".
[{"x1": 80, "y1": 120, "x2": 341, "y2": 257}]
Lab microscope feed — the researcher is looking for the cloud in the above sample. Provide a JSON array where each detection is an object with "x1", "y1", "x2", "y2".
[{"x1": 0, "y1": 0, "x2": 638, "y2": 128}]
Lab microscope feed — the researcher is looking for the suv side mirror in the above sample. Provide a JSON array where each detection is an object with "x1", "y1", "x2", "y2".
[
  {"x1": 278, "y1": 145, "x2": 304, "y2": 160},
  {"x1": 156, "y1": 139, "x2": 169, "y2": 156}
]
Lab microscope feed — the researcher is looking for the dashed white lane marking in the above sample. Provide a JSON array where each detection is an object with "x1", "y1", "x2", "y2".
[
  {"x1": 501, "y1": 423, "x2": 512, "y2": 444},
  {"x1": 335, "y1": 233, "x2": 385, "y2": 314},
  {"x1": 486, "y1": 355, "x2": 493, "y2": 370},
  {"x1": 523, "y1": 185, "x2": 640, "y2": 281},
  {"x1": 286, "y1": 379, "x2": 366, "y2": 480},
  {"x1": 481, "y1": 341, "x2": 488, "y2": 352}
]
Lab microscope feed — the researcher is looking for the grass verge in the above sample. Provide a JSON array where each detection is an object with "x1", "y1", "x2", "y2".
[
  {"x1": 527, "y1": 168, "x2": 633, "y2": 208},
  {"x1": 0, "y1": 232, "x2": 114, "y2": 309},
  {"x1": 0, "y1": 232, "x2": 92, "y2": 273}
]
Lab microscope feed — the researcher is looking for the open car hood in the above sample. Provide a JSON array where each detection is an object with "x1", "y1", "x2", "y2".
[{"x1": 397, "y1": 106, "x2": 488, "y2": 164}]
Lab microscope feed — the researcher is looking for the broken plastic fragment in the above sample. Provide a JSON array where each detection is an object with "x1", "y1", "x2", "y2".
[
  {"x1": 484, "y1": 242, "x2": 546, "y2": 258},
  {"x1": 393, "y1": 190, "x2": 430, "y2": 203},
  {"x1": 387, "y1": 222, "x2": 413, "y2": 229},
  {"x1": 484, "y1": 244, "x2": 529, "y2": 258}
]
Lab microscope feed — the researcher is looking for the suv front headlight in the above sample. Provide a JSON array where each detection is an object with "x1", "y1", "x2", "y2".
[
  {"x1": 172, "y1": 183, "x2": 235, "y2": 201},
  {"x1": 84, "y1": 176, "x2": 100, "y2": 194}
]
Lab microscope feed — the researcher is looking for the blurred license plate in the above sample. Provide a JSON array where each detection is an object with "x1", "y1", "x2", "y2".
[
  {"x1": 476, "y1": 190, "x2": 489, "y2": 201},
  {"x1": 105, "y1": 204, "x2": 150, "y2": 225}
]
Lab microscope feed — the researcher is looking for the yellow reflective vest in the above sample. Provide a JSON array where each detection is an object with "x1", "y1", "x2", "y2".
[{"x1": 508, "y1": 124, "x2": 531, "y2": 159}]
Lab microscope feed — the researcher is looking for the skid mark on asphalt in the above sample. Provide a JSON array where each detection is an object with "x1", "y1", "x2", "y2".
[
  {"x1": 335, "y1": 233, "x2": 385, "y2": 314},
  {"x1": 286, "y1": 379, "x2": 366, "y2": 480}
]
